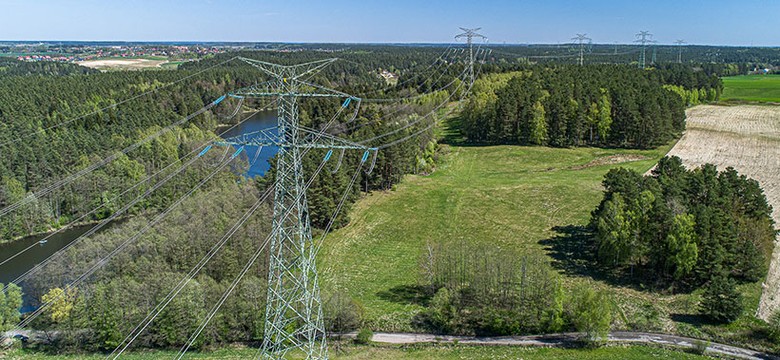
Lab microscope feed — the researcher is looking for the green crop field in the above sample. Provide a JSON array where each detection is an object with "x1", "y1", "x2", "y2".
[
  {"x1": 4, "y1": 344, "x2": 709, "y2": 359},
  {"x1": 722, "y1": 75, "x2": 780, "y2": 103}
]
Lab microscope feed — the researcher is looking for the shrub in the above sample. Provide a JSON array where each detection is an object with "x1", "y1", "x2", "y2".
[
  {"x1": 355, "y1": 328, "x2": 373, "y2": 344},
  {"x1": 324, "y1": 291, "x2": 363, "y2": 333},
  {"x1": 569, "y1": 284, "x2": 612, "y2": 346},
  {"x1": 690, "y1": 340, "x2": 709, "y2": 355},
  {"x1": 768, "y1": 311, "x2": 780, "y2": 342}
]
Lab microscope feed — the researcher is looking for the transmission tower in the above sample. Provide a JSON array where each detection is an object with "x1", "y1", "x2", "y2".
[
  {"x1": 572, "y1": 33, "x2": 591, "y2": 66},
  {"x1": 218, "y1": 57, "x2": 376, "y2": 359},
  {"x1": 675, "y1": 39, "x2": 686, "y2": 63},
  {"x1": 455, "y1": 27, "x2": 487, "y2": 87},
  {"x1": 651, "y1": 40, "x2": 657, "y2": 65},
  {"x1": 635, "y1": 30, "x2": 653, "y2": 68}
]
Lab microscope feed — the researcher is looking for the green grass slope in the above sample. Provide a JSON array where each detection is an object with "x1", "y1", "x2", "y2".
[
  {"x1": 319, "y1": 125, "x2": 670, "y2": 329},
  {"x1": 318, "y1": 115, "x2": 772, "y2": 351}
]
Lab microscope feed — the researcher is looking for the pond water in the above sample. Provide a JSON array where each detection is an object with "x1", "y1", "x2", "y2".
[{"x1": 220, "y1": 110, "x2": 279, "y2": 177}]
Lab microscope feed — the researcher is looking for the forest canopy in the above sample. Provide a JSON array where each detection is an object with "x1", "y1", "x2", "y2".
[{"x1": 459, "y1": 64, "x2": 720, "y2": 148}]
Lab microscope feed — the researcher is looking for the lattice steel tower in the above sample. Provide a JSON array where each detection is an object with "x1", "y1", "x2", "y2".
[
  {"x1": 572, "y1": 33, "x2": 591, "y2": 66},
  {"x1": 219, "y1": 57, "x2": 375, "y2": 359},
  {"x1": 675, "y1": 39, "x2": 686, "y2": 63},
  {"x1": 635, "y1": 31, "x2": 653, "y2": 68},
  {"x1": 455, "y1": 27, "x2": 487, "y2": 87}
]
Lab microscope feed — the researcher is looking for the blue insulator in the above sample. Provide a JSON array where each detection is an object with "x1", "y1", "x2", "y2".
[
  {"x1": 213, "y1": 95, "x2": 227, "y2": 105},
  {"x1": 324, "y1": 149, "x2": 333, "y2": 161},
  {"x1": 361, "y1": 150, "x2": 370, "y2": 163},
  {"x1": 198, "y1": 145, "x2": 213, "y2": 157},
  {"x1": 342, "y1": 97, "x2": 352, "y2": 108},
  {"x1": 230, "y1": 146, "x2": 245, "y2": 159}
]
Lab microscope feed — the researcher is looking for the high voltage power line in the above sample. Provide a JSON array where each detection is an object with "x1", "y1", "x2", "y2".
[
  {"x1": 675, "y1": 39, "x2": 687, "y2": 63},
  {"x1": 3, "y1": 25, "x2": 706, "y2": 360},
  {"x1": 572, "y1": 33, "x2": 591, "y2": 66},
  {"x1": 3, "y1": 28, "x2": 482, "y2": 360},
  {"x1": 635, "y1": 30, "x2": 653, "y2": 68},
  {"x1": 455, "y1": 27, "x2": 487, "y2": 88}
]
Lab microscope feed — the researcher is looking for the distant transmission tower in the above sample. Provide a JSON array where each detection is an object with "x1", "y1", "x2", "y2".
[
  {"x1": 675, "y1": 39, "x2": 686, "y2": 63},
  {"x1": 572, "y1": 33, "x2": 591, "y2": 66},
  {"x1": 455, "y1": 27, "x2": 487, "y2": 87},
  {"x1": 635, "y1": 30, "x2": 653, "y2": 68},
  {"x1": 651, "y1": 40, "x2": 657, "y2": 65},
  {"x1": 220, "y1": 57, "x2": 375, "y2": 359}
]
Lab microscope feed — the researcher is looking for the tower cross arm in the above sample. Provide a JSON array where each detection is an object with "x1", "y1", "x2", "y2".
[
  {"x1": 237, "y1": 56, "x2": 338, "y2": 81},
  {"x1": 230, "y1": 80, "x2": 356, "y2": 99},
  {"x1": 215, "y1": 126, "x2": 373, "y2": 151}
]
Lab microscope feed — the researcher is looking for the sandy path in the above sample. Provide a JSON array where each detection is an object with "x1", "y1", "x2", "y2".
[{"x1": 665, "y1": 104, "x2": 780, "y2": 321}]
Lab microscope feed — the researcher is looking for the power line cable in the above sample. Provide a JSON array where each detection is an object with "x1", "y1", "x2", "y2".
[
  {"x1": 0, "y1": 57, "x2": 239, "y2": 149},
  {"x1": 0, "y1": 96, "x2": 228, "y2": 219},
  {"x1": 14, "y1": 148, "x2": 243, "y2": 330},
  {"x1": 177, "y1": 157, "x2": 366, "y2": 360},
  {"x1": 107, "y1": 182, "x2": 277, "y2": 359},
  {"x1": 0, "y1": 107, "x2": 266, "y2": 280}
]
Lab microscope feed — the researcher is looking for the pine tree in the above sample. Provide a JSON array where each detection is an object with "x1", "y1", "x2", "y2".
[
  {"x1": 700, "y1": 273, "x2": 743, "y2": 323},
  {"x1": 529, "y1": 100, "x2": 548, "y2": 145}
]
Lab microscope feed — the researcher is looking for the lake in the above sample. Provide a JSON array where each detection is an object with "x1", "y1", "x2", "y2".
[{"x1": 220, "y1": 110, "x2": 279, "y2": 177}]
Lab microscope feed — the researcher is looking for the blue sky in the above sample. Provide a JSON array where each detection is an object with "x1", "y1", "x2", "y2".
[{"x1": 1, "y1": 0, "x2": 778, "y2": 45}]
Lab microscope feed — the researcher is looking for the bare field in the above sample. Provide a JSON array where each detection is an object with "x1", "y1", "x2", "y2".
[
  {"x1": 77, "y1": 58, "x2": 168, "y2": 70},
  {"x1": 665, "y1": 104, "x2": 780, "y2": 320}
]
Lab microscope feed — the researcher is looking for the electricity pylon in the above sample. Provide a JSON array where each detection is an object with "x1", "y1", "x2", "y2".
[
  {"x1": 455, "y1": 27, "x2": 487, "y2": 87},
  {"x1": 635, "y1": 31, "x2": 653, "y2": 68},
  {"x1": 675, "y1": 39, "x2": 686, "y2": 63},
  {"x1": 572, "y1": 33, "x2": 591, "y2": 66},
  {"x1": 651, "y1": 40, "x2": 657, "y2": 65},
  {"x1": 218, "y1": 57, "x2": 375, "y2": 360}
]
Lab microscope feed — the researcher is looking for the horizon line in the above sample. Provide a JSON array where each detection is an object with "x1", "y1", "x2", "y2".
[{"x1": 2, "y1": 40, "x2": 779, "y2": 48}]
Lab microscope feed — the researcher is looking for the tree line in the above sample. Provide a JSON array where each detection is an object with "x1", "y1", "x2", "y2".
[{"x1": 459, "y1": 64, "x2": 720, "y2": 149}]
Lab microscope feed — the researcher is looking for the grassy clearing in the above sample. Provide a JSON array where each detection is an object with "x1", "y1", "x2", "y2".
[
  {"x1": 4, "y1": 344, "x2": 709, "y2": 359},
  {"x1": 722, "y1": 75, "x2": 780, "y2": 103},
  {"x1": 160, "y1": 61, "x2": 185, "y2": 70},
  {"x1": 318, "y1": 111, "x2": 774, "y2": 351},
  {"x1": 319, "y1": 116, "x2": 672, "y2": 330}
]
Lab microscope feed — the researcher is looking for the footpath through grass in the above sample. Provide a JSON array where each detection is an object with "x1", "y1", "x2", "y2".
[
  {"x1": 4, "y1": 344, "x2": 710, "y2": 359},
  {"x1": 722, "y1": 74, "x2": 780, "y2": 103}
]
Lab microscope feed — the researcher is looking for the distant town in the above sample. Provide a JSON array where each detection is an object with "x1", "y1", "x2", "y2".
[{"x1": 0, "y1": 42, "x2": 228, "y2": 63}]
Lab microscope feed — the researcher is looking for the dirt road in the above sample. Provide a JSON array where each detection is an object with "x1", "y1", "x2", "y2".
[{"x1": 340, "y1": 331, "x2": 779, "y2": 359}]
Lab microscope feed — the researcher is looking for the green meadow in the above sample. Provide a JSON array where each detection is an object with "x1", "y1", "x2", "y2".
[{"x1": 722, "y1": 74, "x2": 780, "y2": 103}]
